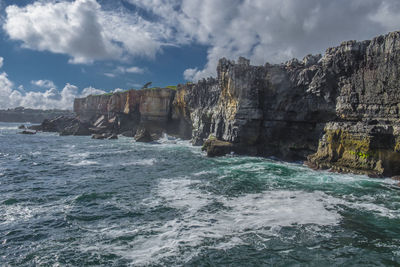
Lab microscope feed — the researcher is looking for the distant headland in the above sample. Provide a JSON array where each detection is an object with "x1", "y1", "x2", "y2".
[{"x1": 0, "y1": 107, "x2": 73, "y2": 123}]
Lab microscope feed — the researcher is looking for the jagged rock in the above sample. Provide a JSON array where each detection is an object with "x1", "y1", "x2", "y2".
[
  {"x1": 134, "y1": 128, "x2": 153, "y2": 143},
  {"x1": 30, "y1": 116, "x2": 78, "y2": 132},
  {"x1": 60, "y1": 121, "x2": 91, "y2": 136},
  {"x1": 121, "y1": 130, "x2": 135, "y2": 137},
  {"x1": 108, "y1": 134, "x2": 118, "y2": 140},
  {"x1": 19, "y1": 130, "x2": 36, "y2": 135},
  {"x1": 92, "y1": 134, "x2": 107, "y2": 140}
]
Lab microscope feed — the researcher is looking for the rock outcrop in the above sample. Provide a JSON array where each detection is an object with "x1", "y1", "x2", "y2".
[{"x1": 34, "y1": 30, "x2": 400, "y2": 177}]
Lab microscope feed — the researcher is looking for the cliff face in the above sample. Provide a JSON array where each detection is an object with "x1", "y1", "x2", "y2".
[
  {"x1": 72, "y1": 31, "x2": 400, "y2": 177},
  {"x1": 307, "y1": 32, "x2": 400, "y2": 176},
  {"x1": 74, "y1": 88, "x2": 187, "y2": 137},
  {"x1": 176, "y1": 55, "x2": 337, "y2": 159}
]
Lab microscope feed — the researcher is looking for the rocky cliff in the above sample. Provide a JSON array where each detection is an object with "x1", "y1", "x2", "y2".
[{"x1": 68, "y1": 30, "x2": 400, "y2": 177}]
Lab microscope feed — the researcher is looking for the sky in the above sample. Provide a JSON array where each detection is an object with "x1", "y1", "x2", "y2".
[{"x1": 0, "y1": 0, "x2": 400, "y2": 110}]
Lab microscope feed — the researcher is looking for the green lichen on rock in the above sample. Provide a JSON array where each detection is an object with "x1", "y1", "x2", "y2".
[{"x1": 308, "y1": 123, "x2": 400, "y2": 177}]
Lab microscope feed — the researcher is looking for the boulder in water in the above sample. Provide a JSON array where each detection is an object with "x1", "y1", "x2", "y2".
[
  {"x1": 202, "y1": 136, "x2": 234, "y2": 157},
  {"x1": 134, "y1": 128, "x2": 153, "y2": 143}
]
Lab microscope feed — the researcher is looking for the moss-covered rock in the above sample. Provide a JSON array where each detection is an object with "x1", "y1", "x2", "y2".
[
  {"x1": 307, "y1": 122, "x2": 400, "y2": 177},
  {"x1": 202, "y1": 136, "x2": 234, "y2": 157}
]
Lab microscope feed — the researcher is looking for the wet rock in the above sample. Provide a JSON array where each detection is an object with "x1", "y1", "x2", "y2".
[
  {"x1": 18, "y1": 124, "x2": 26, "y2": 129},
  {"x1": 107, "y1": 134, "x2": 118, "y2": 140},
  {"x1": 60, "y1": 121, "x2": 91, "y2": 136},
  {"x1": 134, "y1": 128, "x2": 153, "y2": 143},
  {"x1": 202, "y1": 137, "x2": 234, "y2": 157},
  {"x1": 121, "y1": 130, "x2": 135, "y2": 137},
  {"x1": 92, "y1": 134, "x2": 107, "y2": 140},
  {"x1": 19, "y1": 130, "x2": 36, "y2": 135}
]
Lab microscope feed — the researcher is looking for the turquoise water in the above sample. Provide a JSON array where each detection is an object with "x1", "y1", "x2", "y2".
[{"x1": 0, "y1": 122, "x2": 400, "y2": 266}]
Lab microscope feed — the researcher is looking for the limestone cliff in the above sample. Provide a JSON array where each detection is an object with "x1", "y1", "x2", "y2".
[
  {"x1": 70, "y1": 30, "x2": 400, "y2": 177},
  {"x1": 176, "y1": 31, "x2": 400, "y2": 176}
]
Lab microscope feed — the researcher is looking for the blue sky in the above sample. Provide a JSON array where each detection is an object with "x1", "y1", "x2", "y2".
[{"x1": 0, "y1": 0, "x2": 399, "y2": 109}]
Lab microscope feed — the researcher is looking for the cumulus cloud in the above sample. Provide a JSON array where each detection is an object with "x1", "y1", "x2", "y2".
[
  {"x1": 104, "y1": 66, "x2": 145, "y2": 78},
  {"x1": 4, "y1": 0, "x2": 400, "y2": 82},
  {"x1": 0, "y1": 74, "x2": 107, "y2": 110},
  {"x1": 3, "y1": 0, "x2": 162, "y2": 64},
  {"x1": 31, "y1": 79, "x2": 56, "y2": 89},
  {"x1": 80, "y1": 86, "x2": 106, "y2": 97},
  {"x1": 128, "y1": 0, "x2": 400, "y2": 81},
  {"x1": 0, "y1": 57, "x2": 3, "y2": 68}
]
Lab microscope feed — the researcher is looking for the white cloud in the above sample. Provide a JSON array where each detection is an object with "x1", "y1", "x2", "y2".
[
  {"x1": 0, "y1": 72, "x2": 15, "y2": 108},
  {"x1": 3, "y1": 0, "x2": 163, "y2": 64},
  {"x1": 125, "y1": 66, "x2": 145, "y2": 74},
  {"x1": 104, "y1": 73, "x2": 116, "y2": 78},
  {"x1": 183, "y1": 68, "x2": 198, "y2": 81},
  {"x1": 80, "y1": 86, "x2": 106, "y2": 97},
  {"x1": 128, "y1": 0, "x2": 400, "y2": 81},
  {"x1": 0, "y1": 57, "x2": 3, "y2": 68},
  {"x1": 31, "y1": 79, "x2": 56, "y2": 89},
  {"x1": 104, "y1": 66, "x2": 145, "y2": 78},
  {"x1": 113, "y1": 88, "x2": 125, "y2": 93},
  {"x1": 4, "y1": 0, "x2": 400, "y2": 82},
  {"x1": 0, "y1": 74, "x2": 108, "y2": 110}
]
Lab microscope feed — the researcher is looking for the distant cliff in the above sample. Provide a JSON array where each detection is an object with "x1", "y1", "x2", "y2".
[
  {"x1": 0, "y1": 107, "x2": 73, "y2": 123},
  {"x1": 70, "y1": 30, "x2": 400, "y2": 177}
]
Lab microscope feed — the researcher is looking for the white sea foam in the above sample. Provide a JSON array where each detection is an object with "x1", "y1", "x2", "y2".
[
  {"x1": 0, "y1": 126, "x2": 18, "y2": 130},
  {"x1": 0, "y1": 205, "x2": 35, "y2": 225},
  {"x1": 68, "y1": 152, "x2": 90, "y2": 159},
  {"x1": 68, "y1": 160, "x2": 98, "y2": 166},
  {"x1": 87, "y1": 177, "x2": 342, "y2": 265},
  {"x1": 122, "y1": 158, "x2": 156, "y2": 166}
]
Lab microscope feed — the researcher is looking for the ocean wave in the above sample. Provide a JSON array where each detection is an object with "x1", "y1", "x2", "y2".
[
  {"x1": 90, "y1": 178, "x2": 341, "y2": 265},
  {"x1": 68, "y1": 160, "x2": 98, "y2": 166},
  {"x1": 121, "y1": 158, "x2": 156, "y2": 166}
]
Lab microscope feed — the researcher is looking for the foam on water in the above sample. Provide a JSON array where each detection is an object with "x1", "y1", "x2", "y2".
[
  {"x1": 121, "y1": 158, "x2": 156, "y2": 166},
  {"x1": 89, "y1": 177, "x2": 341, "y2": 265},
  {"x1": 1, "y1": 123, "x2": 400, "y2": 266},
  {"x1": 68, "y1": 160, "x2": 98, "y2": 166}
]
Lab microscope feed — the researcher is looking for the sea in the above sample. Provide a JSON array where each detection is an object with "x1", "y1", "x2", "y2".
[{"x1": 0, "y1": 122, "x2": 400, "y2": 266}]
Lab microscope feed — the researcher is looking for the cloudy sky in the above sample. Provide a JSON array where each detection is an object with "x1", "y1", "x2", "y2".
[{"x1": 0, "y1": 0, "x2": 399, "y2": 110}]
